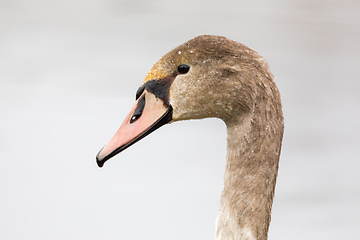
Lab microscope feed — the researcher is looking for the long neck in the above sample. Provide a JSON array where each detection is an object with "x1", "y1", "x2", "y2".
[{"x1": 215, "y1": 87, "x2": 284, "y2": 240}]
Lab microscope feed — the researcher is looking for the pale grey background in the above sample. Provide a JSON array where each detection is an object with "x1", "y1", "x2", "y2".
[{"x1": 1, "y1": 0, "x2": 359, "y2": 239}]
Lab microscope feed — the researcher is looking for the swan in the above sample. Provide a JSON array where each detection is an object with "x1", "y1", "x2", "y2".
[{"x1": 96, "y1": 35, "x2": 284, "y2": 240}]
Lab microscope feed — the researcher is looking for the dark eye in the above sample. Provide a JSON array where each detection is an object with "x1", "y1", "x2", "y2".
[{"x1": 177, "y1": 64, "x2": 190, "y2": 74}]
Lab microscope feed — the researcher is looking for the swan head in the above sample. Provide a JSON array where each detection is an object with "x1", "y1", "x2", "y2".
[{"x1": 96, "y1": 35, "x2": 273, "y2": 167}]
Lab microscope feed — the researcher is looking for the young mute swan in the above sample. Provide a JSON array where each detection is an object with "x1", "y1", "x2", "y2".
[{"x1": 96, "y1": 35, "x2": 284, "y2": 240}]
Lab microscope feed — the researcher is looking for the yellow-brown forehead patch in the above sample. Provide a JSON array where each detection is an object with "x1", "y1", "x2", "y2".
[
  {"x1": 144, "y1": 63, "x2": 170, "y2": 82},
  {"x1": 143, "y1": 52, "x2": 187, "y2": 83}
]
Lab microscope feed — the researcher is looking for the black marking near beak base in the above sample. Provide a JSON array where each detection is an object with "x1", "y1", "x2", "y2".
[
  {"x1": 135, "y1": 85, "x2": 145, "y2": 100},
  {"x1": 139, "y1": 74, "x2": 176, "y2": 105}
]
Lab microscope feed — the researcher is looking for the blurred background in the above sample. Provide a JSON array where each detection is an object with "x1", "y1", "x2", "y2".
[{"x1": 1, "y1": 0, "x2": 359, "y2": 239}]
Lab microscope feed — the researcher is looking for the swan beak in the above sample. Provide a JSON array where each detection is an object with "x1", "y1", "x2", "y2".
[{"x1": 96, "y1": 91, "x2": 172, "y2": 167}]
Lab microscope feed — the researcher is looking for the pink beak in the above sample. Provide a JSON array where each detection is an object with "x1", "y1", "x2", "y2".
[{"x1": 96, "y1": 90, "x2": 172, "y2": 167}]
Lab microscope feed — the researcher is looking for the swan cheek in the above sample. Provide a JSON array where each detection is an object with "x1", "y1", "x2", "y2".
[{"x1": 96, "y1": 91, "x2": 172, "y2": 167}]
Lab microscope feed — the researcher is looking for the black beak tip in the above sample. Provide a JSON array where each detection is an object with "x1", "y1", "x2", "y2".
[
  {"x1": 96, "y1": 148, "x2": 105, "y2": 168},
  {"x1": 96, "y1": 158, "x2": 104, "y2": 168}
]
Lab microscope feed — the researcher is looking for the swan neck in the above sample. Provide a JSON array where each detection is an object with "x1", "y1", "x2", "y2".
[{"x1": 216, "y1": 99, "x2": 283, "y2": 240}]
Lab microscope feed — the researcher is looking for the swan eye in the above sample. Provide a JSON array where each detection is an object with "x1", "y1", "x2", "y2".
[{"x1": 177, "y1": 64, "x2": 190, "y2": 74}]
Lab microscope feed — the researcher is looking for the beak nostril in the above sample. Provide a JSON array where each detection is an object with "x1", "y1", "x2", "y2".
[
  {"x1": 130, "y1": 114, "x2": 140, "y2": 123},
  {"x1": 130, "y1": 95, "x2": 146, "y2": 124}
]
